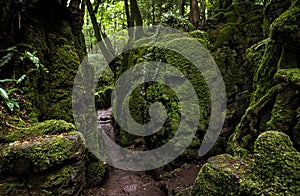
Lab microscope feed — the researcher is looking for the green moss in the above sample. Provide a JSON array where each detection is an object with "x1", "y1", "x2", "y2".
[
  {"x1": 0, "y1": 163, "x2": 85, "y2": 195},
  {"x1": 270, "y1": 1, "x2": 300, "y2": 50},
  {"x1": 0, "y1": 131, "x2": 85, "y2": 175},
  {"x1": 263, "y1": 0, "x2": 291, "y2": 37},
  {"x1": 266, "y1": 99, "x2": 297, "y2": 132},
  {"x1": 188, "y1": 30, "x2": 209, "y2": 48},
  {"x1": 4, "y1": 120, "x2": 76, "y2": 142},
  {"x1": 192, "y1": 154, "x2": 253, "y2": 195},
  {"x1": 242, "y1": 131, "x2": 300, "y2": 195},
  {"x1": 275, "y1": 68, "x2": 300, "y2": 85},
  {"x1": 86, "y1": 161, "x2": 108, "y2": 188},
  {"x1": 117, "y1": 36, "x2": 211, "y2": 154},
  {"x1": 21, "y1": 44, "x2": 80, "y2": 122},
  {"x1": 193, "y1": 132, "x2": 300, "y2": 195},
  {"x1": 227, "y1": 85, "x2": 279, "y2": 155}
]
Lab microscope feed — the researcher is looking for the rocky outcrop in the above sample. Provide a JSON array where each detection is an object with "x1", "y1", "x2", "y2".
[
  {"x1": 192, "y1": 131, "x2": 300, "y2": 195},
  {"x1": 0, "y1": 0, "x2": 86, "y2": 122},
  {"x1": 192, "y1": 0, "x2": 300, "y2": 194},
  {"x1": 227, "y1": 0, "x2": 300, "y2": 156},
  {"x1": 0, "y1": 120, "x2": 107, "y2": 195}
]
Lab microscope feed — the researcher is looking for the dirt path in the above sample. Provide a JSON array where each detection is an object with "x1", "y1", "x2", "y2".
[
  {"x1": 85, "y1": 163, "x2": 201, "y2": 196},
  {"x1": 85, "y1": 108, "x2": 202, "y2": 195}
]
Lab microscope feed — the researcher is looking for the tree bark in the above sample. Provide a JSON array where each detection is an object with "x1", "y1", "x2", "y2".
[
  {"x1": 86, "y1": 0, "x2": 116, "y2": 73},
  {"x1": 190, "y1": 0, "x2": 200, "y2": 29},
  {"x1": 130, "y1": 0, "x2": 144, "y2": 39},
  {"x1": 201, "y1": 0, "x2": 206, "y2": 30},
  {"x1": 124, "y1": 0, "x2": 134, "y2": 38},
  {"x1": 180, "y1": 0, "x2": 186, "y2": 16}
]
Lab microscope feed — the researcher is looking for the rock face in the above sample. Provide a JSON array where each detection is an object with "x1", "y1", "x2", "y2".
[
  {"x1": 0, "y1": 0, "x2": 86, "y2": 122},
  {"x1": 0, "y1": 120, "x2": 107, "y2": 195},
  {"x1": 227, "y1": 0, "x2": 300, "y2": 156},
  {"x1": 192, "y1": 131, "x2": 300, "y2": 195},
  {"x1": 192, "y1": 0, "x2": 300, "y2": 194},
  {"x1": 111, "y1": 30, "x2": 212, "y2": 161}
]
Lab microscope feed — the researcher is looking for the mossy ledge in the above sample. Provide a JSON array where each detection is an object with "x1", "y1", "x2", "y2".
[
  {"x1": 192, "y1": 131, "x2": 300, "y2": 195},
  {"x1": 0, "y1": 120, "x2": 108, "y2": 195}
]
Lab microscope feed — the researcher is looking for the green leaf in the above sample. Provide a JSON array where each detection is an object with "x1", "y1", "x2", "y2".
[
  {"x1": 7, "y1": 102, "x2": 15, "y2": 111},
  {"x1": 17, "y1": 74, "x2": 27, "y2": 84},
  {"x1": 7, "y1": 88, "x2": 20, "y2": 95},
  {"x1": 0, "y1": 52, "x2": 13, "y2": 68},
  {"x1": 0, "y1": 78, "x2": 17, "y2": 83},
  {"x1": 0, "y1": 87, "x2": 9, "y2": 99}
]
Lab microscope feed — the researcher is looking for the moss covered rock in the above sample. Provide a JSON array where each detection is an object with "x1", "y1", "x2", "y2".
[
  {"x1": 227, "y1": 0, "x2": 300, "y2": 155},
  {"x1": 206, "y1": 2, "x2": 265, "y2": 150},
  {"x1": 192, "y1": 154, "x2": 252, "y2": 195},
  {"x1": 0, "y1": 132, "x2": 85, "y2": 176},
  {"x1": 0, "y1": 119, "x2": 108, "y2": 194},
  {"x1": 116, "y1": 34, "x2": 211, "y2": 159},
  {"x1": 192, "y1": 131, "x2": 300, "y2": 195}
]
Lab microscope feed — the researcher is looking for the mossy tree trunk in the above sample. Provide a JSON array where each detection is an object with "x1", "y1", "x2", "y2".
[{"x1": 0, "y1": 0, "x2": 86, "y2": 122}]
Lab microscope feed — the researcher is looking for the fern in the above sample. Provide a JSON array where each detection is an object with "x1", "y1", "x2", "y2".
[{"x1": 0, "y1": 47, "x2": 48, "y2": 112}]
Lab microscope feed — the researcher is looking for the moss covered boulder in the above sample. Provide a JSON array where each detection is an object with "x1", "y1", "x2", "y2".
[
  {"x1": 192, "y1": 131, "x2": 300, "y2": 195},
  {"x1": 0, "y1": 120, "x2": 108, "y2": 195},
  {"x1": 115, "y1": 33, "x2": 212, "y2": 160}
]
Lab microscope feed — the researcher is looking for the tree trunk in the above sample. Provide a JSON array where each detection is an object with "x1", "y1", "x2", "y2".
[
  {"x1": 180, "y1": 0, "x2": 186, "y2": 16},
  {"x1": 86, "y1": 0, "x2": 115, "y2": 69},
  {"x1": 130, "y1": 0, "x2": 144, "y2": 39},
  {"x1": 124, "y1": 0, "x2": 134, "y2": 38},
  {"x1": 201, "y1": 0, "x2": 206, "y2": 30},
  {"x1": 190, "y1": 0, "x2": 200, "y2": 29}
]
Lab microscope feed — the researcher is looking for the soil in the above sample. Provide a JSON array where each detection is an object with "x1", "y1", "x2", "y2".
[{"x1": 85, "y1": 163, "x2": 201, "y2": 196}]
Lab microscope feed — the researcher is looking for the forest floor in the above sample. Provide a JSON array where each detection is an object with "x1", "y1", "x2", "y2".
[
  {"x1": 83, "y1": 108, "x2": 202, "y2": 195},
  {"x1": 85, "y1": 163, "x2": 201, "y2": 195}
]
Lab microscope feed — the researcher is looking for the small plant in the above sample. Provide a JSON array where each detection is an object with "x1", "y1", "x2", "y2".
[
  {"x1": 0, "y1": 87, "x2": 19, "y2": 111},
  {"x1": 0, "y1": 47, "x2": 48, "y2": 112}
]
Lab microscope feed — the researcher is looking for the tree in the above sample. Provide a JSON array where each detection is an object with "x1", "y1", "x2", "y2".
[
  {"x1": 180, "y1": 0, "x2": 186, "y2": 16},
  {"x1": 190, "y1": 0, "x2": 200, "y2": 29},
  {"x1": 123, "y1": 0, "x2": 144, "y2": 39},
  {"x1": 201, "y1": 0, "x2": 206, "y2": 29}
]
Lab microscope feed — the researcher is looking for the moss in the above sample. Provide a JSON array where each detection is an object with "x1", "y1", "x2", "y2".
[
  {"x1": 242, "y1": 131, "x2": 300, "y2": 195},
  {"x1": 0, "y1": 131, "x2": 85, "y2": 175},
  {"x1": 266, "y1": 98, "x2": 297, "y2": 132},
  {"x1": 19, "y1": 41, "x2": 81, "y2": 123},
  {"x1": 117, "y1": 36, "x2": 211, "y2": 155},
  {"x1": 227, "y1": 85, "x2": 279, "y2": 156},
  {"x1": 4, "y1": 119, "x2": 76, "y2": 142},
  {"x1": 193, "y1": 131, "x2": 300, "y2": 195},
  {"x1": 263, "y1": 0, "x2": 291, "y2": 37},
  {"x1": 85, "y1": 161, "x2": 108, "y2": 188},
  {"x1": 275, "y1": 68, "x2": 300, "y2": 85},
  {"x1": 191, "y1": 154, "x2": 253, "y2": 195},
  {"x1": 270, "y1": 0, "x2": 300, "y2": 51},
  {"x1": 0, "y1": 163, "x2": 85, "y2": 195},
  {"x1": 188, "y1": 30, "x2": 209, "y2": 48}
]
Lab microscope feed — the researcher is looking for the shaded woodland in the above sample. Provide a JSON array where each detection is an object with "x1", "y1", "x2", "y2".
[{"x1": 0, "y1": 0, "x2": 299, "y2": 195}]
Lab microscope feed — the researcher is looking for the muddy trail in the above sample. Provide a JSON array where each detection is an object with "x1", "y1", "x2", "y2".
[{"x1": 85, "y1": 108, "x2": 202, "y2": 196}]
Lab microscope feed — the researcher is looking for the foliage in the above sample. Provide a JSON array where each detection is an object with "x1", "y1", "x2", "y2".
[
  {"x1": 0, "y1": 47, "x2": 48, "y2": 112},
  {"x1": 161, "y1": 13, "x2": 194, "y2": 31},
  {"x1": 83, "y1": 0, "x2": 126, "y2": 49}
]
